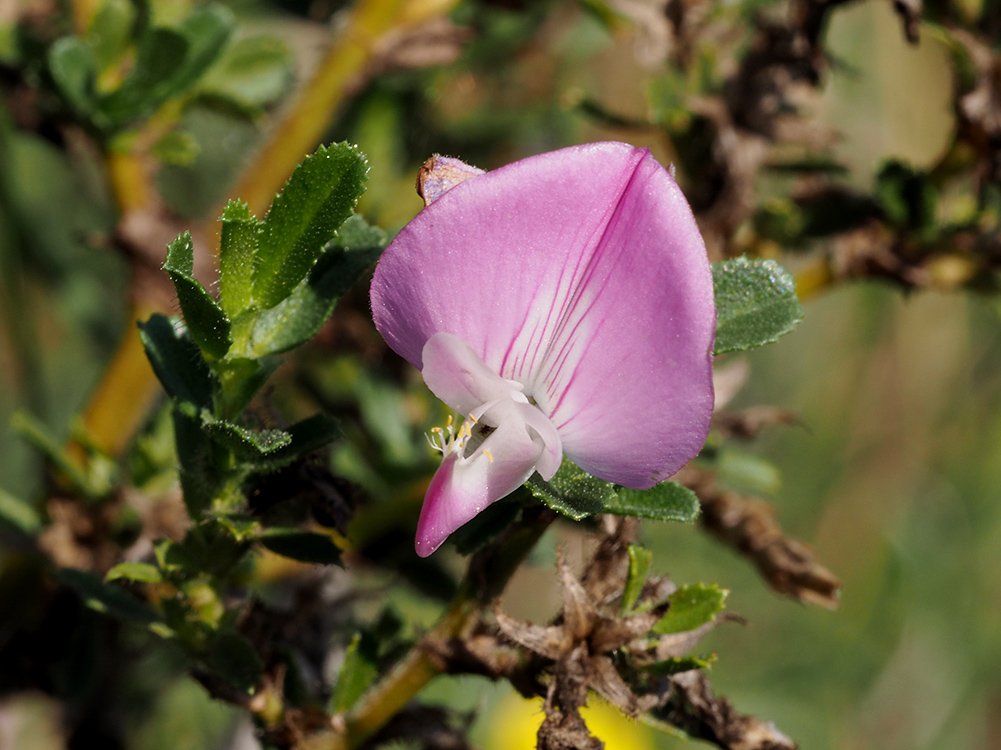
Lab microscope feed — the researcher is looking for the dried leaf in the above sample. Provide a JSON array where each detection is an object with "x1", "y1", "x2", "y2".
[
  {"x1": 494, "y1": 607, "x2": 568, "y2": 662},
  {"x1": 558, "y1": 551, "x2": 595, "y2": 641}
]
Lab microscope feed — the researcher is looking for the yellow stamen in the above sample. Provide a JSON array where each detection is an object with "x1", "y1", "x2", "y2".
[{"x1": 483, "y1": 449, "x2": 494, "y2": 463}]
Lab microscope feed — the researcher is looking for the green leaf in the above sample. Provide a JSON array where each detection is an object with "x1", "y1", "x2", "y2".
[
  {"x1": 170, "y1": 5, "x2": 234, "y2": 96},
  {"x1": 253, "y1": 143, "x2": 368, "y2": 308},
  {"x1": 653, "y1": 583, "x2": 727, "y2": 635},
  {"x1": 331, "y1": 632, "x2": 380, "y2": 713},
  {"x1": 57, "y1": 568, "x2": 159, "y2": 624},
  {"x1": 138, "y1": 314, "x2": 215, "y2": 407},
  {"x1": 152, "y1": 130, "x2": 200, "y2": 166},
  {"x1": 215, "y1": 515, "x2": 259, "y2": 542},
  {"x1": 214, "y1": 356, "x2": 273, "y2": 418},
  {"x1": 330, "y1": 609, "x2": 406, "y2": 712},
  {"x1": 163, "y1": 232, "x2": 232, "y2": 360},
  {"x1": 713, "y1": 257, "x2": 803, "y2": 355},
  {"x1": 527, "y1": 460, "x2": 611, "y2": 520},
  {"x1": 252, "y1": 414, "x2": 342, "y2": 470},
  {"x1": 172, "y1": 406, "x2": 221, "y2": 517},
  {"x1": 715, "y1": 447, "x2": 781, "y2": 497},
  {"x1": 605, "y1": 481, "x2": 700, "y2": 523},
  {"x1": 99, "y1": 28, "x2": 189, "y2": 126},
  {"x1": 87, "y1": 0, "x2": 135, "y2": 74},
  {"x1": 218, "y1": 200, "x2": 260, "y2": 318},
  {"x1": 201, "y1": 413, "x2": 292, "y2": 459},
  {"x1": 203, "y1": 631, "x2": 263, "y2": 692},
  {"x1": 106, "y1": 562, "x2": 163, "y2": 584},
  {"x1": 243, "y1": 214, "x2": 385, "y2": 356},
  {"x1": 259, "y1": 529, "x2": 342, "y2": 565},
  {"x1": 647, "y1": 653, "x2": 717, "y2": 675},
  {"x1": 0, "y1": 486, "x2": 43, "y2": 535},
  {"x1": 48, "y1": 37, "x2": 97, "y2": 117},
  {"x1": 622, "y1": 544, "x2": 652, "y2": 613},
  {"x1": 197, "y1": 35, "x2": 293, "y2": 112},
  {"x1": 154, "y1": 539, "x2": 196, "y2": 575},
  {"x1": 97, "y1": 5, "x2": 232, "y2": 128}
]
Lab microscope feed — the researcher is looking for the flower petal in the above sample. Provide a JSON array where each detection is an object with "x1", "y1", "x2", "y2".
[
  {"x1": 534, "y1": 149, "x2": 714, "y2": 487},
  {"x1": 421, "y1": 332, "x2": 524, "y2": 417},
  {"x1": 415, "y1": 405, "x2": 544, "y2": 557},
  {"x1": 370, "y1": 142, "x2": 655, "y2": 379}
]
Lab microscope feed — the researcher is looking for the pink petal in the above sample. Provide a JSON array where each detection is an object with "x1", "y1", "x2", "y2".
[
  {"x1": 421, "y1": 332, "x2": 525, "y2": 417},
  {"x1": 534, "y1": 150, "x2": 714, "y2": 487},
  {"x1": 371, "y1": 142, "x2": 652, "y2": 376},
  {"x1": 415, "y1": 403, "x2": 546, "y2": 557}
]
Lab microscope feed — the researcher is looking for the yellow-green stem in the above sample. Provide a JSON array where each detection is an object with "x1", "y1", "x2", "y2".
[
  {"x1": 333, "y1": 508, "x2": 555, "y2": 749},
  {"x1": 220, "y1": 0, "x2": 460, "y2": 220}
]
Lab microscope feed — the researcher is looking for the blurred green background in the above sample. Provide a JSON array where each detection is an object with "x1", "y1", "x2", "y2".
[{"x1": 2, "y1": 0, "x2": 999, "y2": 748}]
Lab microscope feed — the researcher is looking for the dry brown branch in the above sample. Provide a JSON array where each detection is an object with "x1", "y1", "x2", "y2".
[
  {"x1": 664, "y1": 671, "x2": 797, "y2": 750},
  {"x1": 679, "y1": 467, "x2": 842, "y2": 608}
]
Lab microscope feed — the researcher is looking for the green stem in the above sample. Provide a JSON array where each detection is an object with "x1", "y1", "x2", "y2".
[{"x1": 334, "y1": 505, "x2": 555, "y2": 749}]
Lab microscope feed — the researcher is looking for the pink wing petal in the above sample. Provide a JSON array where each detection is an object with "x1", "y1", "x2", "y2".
[
  {"x1": 415, "y1": 404, "x2": 546, "y2": 557},
  {"x1": 421, "y1": 332, "x2": 525, "y2": 417}
]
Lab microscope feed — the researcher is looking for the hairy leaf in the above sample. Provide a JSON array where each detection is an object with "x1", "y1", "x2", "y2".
[
  {"x1": 252, "y1": 414, "x2": 342, "y2": 471},
  {"x1": 138, "y1": 314, "x2": 214, "y2": 407},
  {"x1": 527, "y1": 461, "x2": 611, "y2": 520},
  {"x1": 654, "y1": 583, "x2": 727, "y2": 635},
  {"x1": 713, "y1": 257, "x2": 802, "y2": 355},
  {"x1": 244, "y1": 214, "x2": 385, "y2": 356},
  {"x1": 164, "y1": 232, "x2": 232, "y2": 360},
  {"x1": 253, "y1": 143, "x2": 368, "y2": 308},
  {"x1": 605, "y1": 481, "x2": 700, "y2": 523},
  {"x1": 201, "y1": 413, "x2": 292, "y2": 459},
  {"x1": 218, "y1": 200, "x2": 260, "y2": 318}
]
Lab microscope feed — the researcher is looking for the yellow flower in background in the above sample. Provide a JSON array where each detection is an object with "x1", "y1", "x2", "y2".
[{"x1": 484, "y1": 690, "x2": 655, "y2": 750}]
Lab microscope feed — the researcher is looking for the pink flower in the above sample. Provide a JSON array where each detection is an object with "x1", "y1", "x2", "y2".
[{"x1": 370, "y1": 142, "x2": 715, "y2": 557}]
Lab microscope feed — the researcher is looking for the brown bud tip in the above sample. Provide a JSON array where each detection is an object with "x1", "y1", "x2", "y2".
[{"x1": 416, "y1": 154, "x2": 485, "y2": 207}]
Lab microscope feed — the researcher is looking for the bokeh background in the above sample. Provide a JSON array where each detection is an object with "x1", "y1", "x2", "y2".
[{"x1": 2, "y1": 0, "x2": 999, "y2": 748}]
